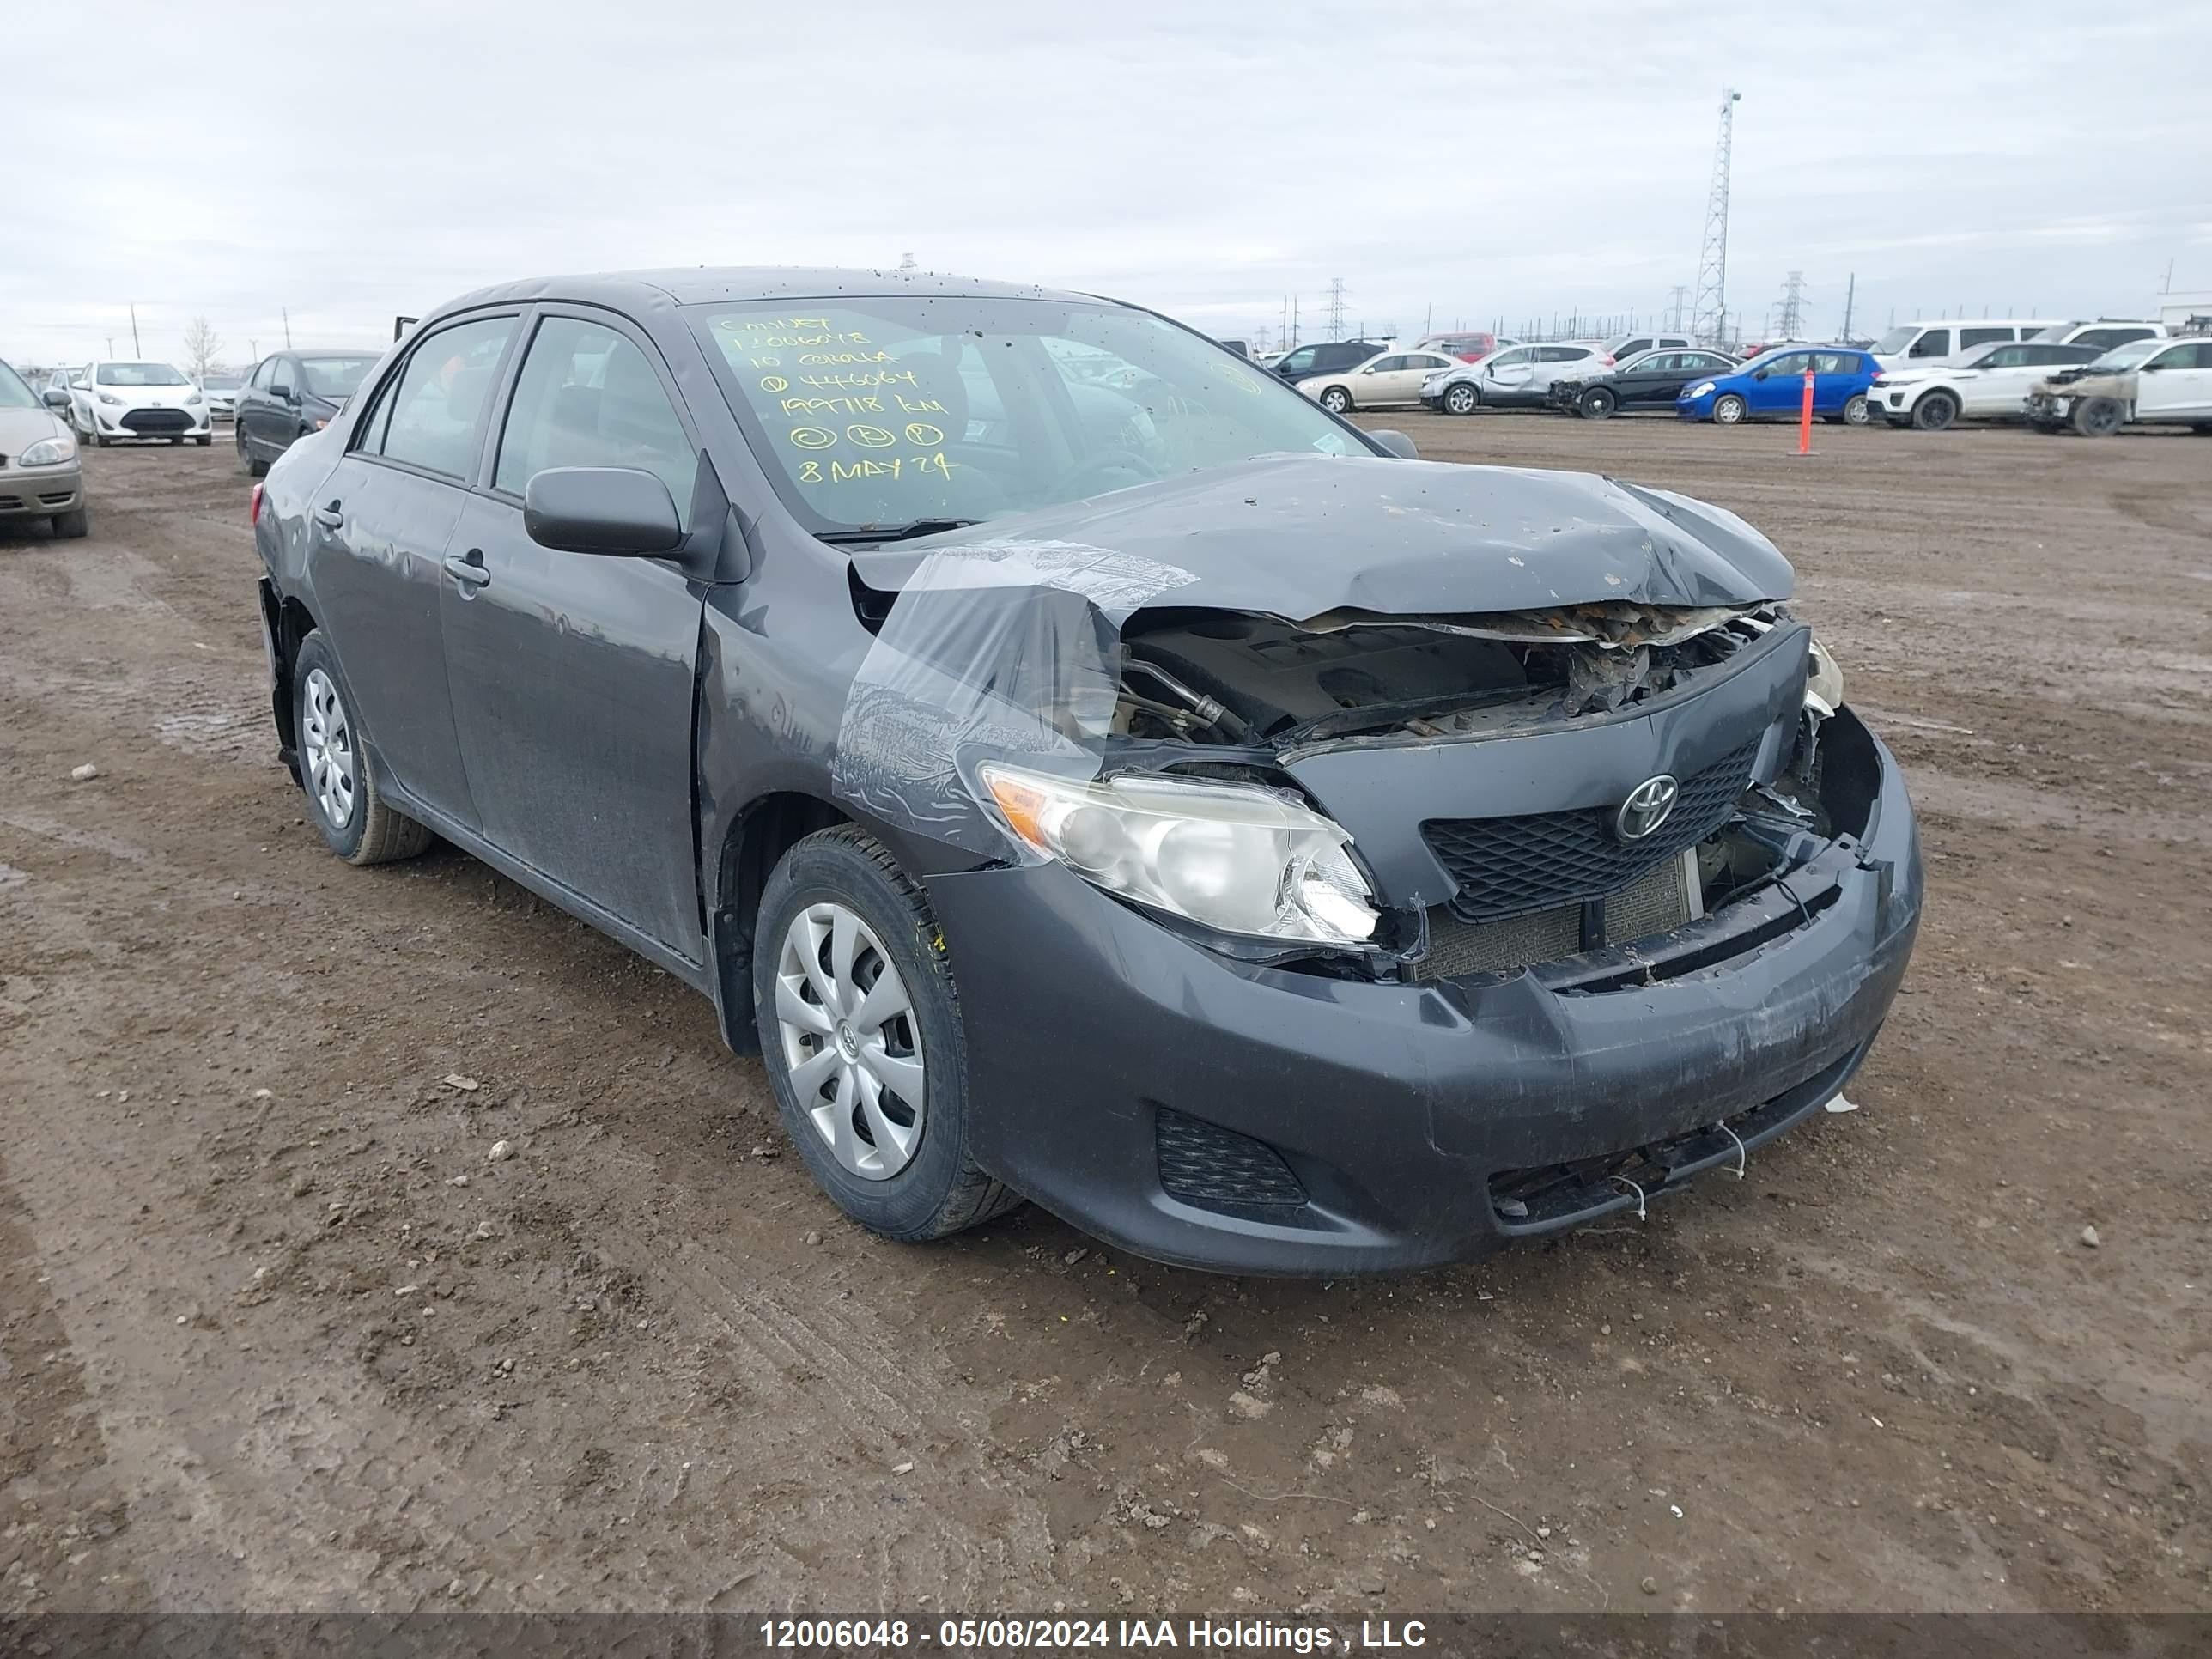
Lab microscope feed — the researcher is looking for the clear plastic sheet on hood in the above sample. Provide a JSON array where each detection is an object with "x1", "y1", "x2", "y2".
[{"x1": 830, "y1": 538, "x2": 1200, "y2": 858}]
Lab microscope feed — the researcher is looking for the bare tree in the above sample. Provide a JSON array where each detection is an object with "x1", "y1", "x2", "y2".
[{"x1": 182, "y1": 316, "x2": 224, "y2": 380}]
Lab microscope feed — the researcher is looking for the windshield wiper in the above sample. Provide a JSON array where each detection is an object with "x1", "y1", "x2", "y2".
[{"x1": 815, "y1": 519, "x2": 980, "y2": 546}]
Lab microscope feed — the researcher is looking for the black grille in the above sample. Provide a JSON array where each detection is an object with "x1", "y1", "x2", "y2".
[
  {"x1": 1423, "y1": 738, "x2": 1760, "y2": 923},
  {"x1": 121, "y1": 408, "x2": 191, "y2": 434},
  {"x1": 1156, "y1": 1109, "x2": 1306, "y2": 1209}
]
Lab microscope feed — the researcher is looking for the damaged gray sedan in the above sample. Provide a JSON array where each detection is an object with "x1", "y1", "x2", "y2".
[{"x1": 251, "y1": 268, "x2": 1922, "y2": 1274}]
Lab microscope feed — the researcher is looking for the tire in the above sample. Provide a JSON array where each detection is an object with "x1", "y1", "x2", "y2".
[
  {"x1": 753, "y1": 825, "x2": 1021, "y2": 1243},
  {"x1": 93, "y1": 428, "x2": 112, "y2": 448},
  {"x1": 1318, "y1": 386, "x2": 1352, "y2": 414},
  {"x1": 51, "y1": 508, "x2": 89, "y2": 539},
  {"x1": 291, "y1": 631, "x2": 432, "y2": 866},
  {"x1": 2072, "y1": 398, "x2": 2124, "y2": 437},
  {"x1": 1579, "y1": 386, "x2": 1617, "y2": 420},
  {"x1": 1911, "y1": 392, "x2": 1957, "y2": 431},
  {"x1": 195, "y1": 434, "x2": 212, "y2": 447},
  {"x1": 1841, "y1": 394, "x2": 1872, "y2": 427},
  {"x1": 237, "y1": 428, "x2": 268, "y2": 477},
  {"x1": 1442, "y1": 382, "x2": 1480, "y2": 416},
  {"x1": 1711, "y1": 393, "x2": 1747, "y2": 426}
]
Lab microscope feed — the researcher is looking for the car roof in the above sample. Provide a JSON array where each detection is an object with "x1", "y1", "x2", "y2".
[{"x1": 434, "y1": 266, "x2": 1097, "y2": 314}]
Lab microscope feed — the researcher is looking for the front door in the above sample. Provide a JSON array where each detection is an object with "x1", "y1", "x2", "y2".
[
  {"x1": 1748, "y1": 352, "x2": 1812, "y2": 416},
  {"x1": 2137, "y1": 341, "x2": 2212, "y2": 421},
  {"x1": 437, "y1": 309, "x2": 708, "y2": 958}
]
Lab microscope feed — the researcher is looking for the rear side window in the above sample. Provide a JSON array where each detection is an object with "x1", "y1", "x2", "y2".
[
  {"x1": 1813, "y1": 351, "x2": 1860, "y2": 374},
  {"x1": 1959, "y1": 327, "x2": 2013, "y2": 349},
  {"x1": 1908, "y1": 329, "x2": 1952, "y2": 358},
  {"x1": 374, "y1": 316, "x2": 517, "y2": 479},
  {"x1": 495, "y1": 315, "x2": 697, "y2": 528}
]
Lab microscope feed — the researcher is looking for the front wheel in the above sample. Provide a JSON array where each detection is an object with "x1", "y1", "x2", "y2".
[
  {"x1": 93, "y1": 428, "x2": 112, "y2": 448},
  {"x1": 754, "y1": 825, "x2": 1021, "y2": 1242},
  {"x1": 52, "y1": 508, "x2": 89, "y2": 539},
  {"x1": 292, "y1": 631, "x2": 432, "y2": 866},
  {"x1": 2072, "y1": 398, "x2": 2124, "y2": 437},
  {"x1": 237, "y1": 428, "x2": 268, "y2": 477},
  {"x1": 1911, "y1": 392, "x2": 1957, "y2": 431},
  {"x1": 1841, "y1": 394, "x2": 1872, "y2": 427},
  {"x1": 1711, "y1": 393, "x2": 1747, "y2": 426},
  {"x1": 1579, "y1": 386, "x2": 1617, "y2": 420},
  {"x1": 1317, "y1": 386, "x2": 1352, "y2": 414},
  {"x1": 194, "y1": 434, "x2": 212, "y2": 447},
  {"x1": 1442, "y1": 383, "x2": 1480, "y2": 416}
]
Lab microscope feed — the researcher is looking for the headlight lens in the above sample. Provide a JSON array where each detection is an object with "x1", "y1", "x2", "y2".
[
  {"x1": 97, "y1": 391, "x2": 124, "y2": 405},
  {"x1": 1807, "y1": 635, "x2": 1844, "y2": 714},
  {"x1": 979, "y1": 763, "x2": 1379, "y2": 946},
  {"x1": 1686, "y1": 380, "x2": 1717, "y2": 399},
  {"x1": 18, "y1": 435, "x2": 76, "y2": 467},
  {"x1": 185, "y1": 392, "x2": 203, "y2": 405}
]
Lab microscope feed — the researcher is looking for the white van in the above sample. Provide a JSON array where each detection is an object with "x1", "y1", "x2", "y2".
[{"x1": 1869, "y1": 319, "x2": 2060, "y2": 368}]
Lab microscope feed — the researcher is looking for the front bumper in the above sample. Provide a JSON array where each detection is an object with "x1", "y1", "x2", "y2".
[
  {"x1": 0, "y1": 461, "x2": 83, "y2": 518},
  {"x1": 1675, "y1": 392, "x2": 1717, "y2": 420},
  {"x1": 927, "y1": 720, "x2": 1923, "y2": 1274},
  {"x1": 88, "y1": 404, "x2": 210, "y2": 439}
]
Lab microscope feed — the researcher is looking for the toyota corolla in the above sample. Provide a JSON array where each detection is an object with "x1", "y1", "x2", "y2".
[{"x1": 249, "y1": 268, "x2": 1922, "y2": 1274}]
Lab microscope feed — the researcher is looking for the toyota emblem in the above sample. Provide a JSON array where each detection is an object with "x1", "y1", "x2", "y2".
[{"x1": 1613, "y1": 775, "x2": 1680, "y2": 842}]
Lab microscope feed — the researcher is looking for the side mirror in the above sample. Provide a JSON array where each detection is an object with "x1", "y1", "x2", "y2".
[
  {"x1": 1368, "y1": 429, "x2": 1419, "y2": 460},
  {"x1": 42, "y1": 387, "x2": 69, "y2": 408},
  {"x1": 270, "y1": 383, "x2": 295, "y2": 402},
  {"x1": 2140, "y1": 360, "x2": 2166, "y2": 373},
  {"x1": 1751, "y1": 369, "x2": 1769, "y2": 380},
  {"x1": 524, "y1": 466, "x2": 684, "y2": 556}
]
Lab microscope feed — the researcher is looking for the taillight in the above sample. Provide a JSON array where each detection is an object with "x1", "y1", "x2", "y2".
[
  {"x1": 250, "y1": 483, "x2": 264, "y2": 526},
  {"x1": 1597, "y1": 354, "x2": 1614, "y2": 366}
]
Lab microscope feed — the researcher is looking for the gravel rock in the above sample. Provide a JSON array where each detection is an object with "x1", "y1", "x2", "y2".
[
  {"x1": 70, "y1": 763, "x2": 100, "y2": 781},
  {"x1": 486, "y1": 1139, "x2": 514, "y2": 1163},
  {"x1": 2080, "y1": 1224, "x2": 2100, "y2": 1249}
]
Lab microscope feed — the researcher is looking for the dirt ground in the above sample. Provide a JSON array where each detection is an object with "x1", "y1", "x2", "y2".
[{"x1": 2, "y1": 413, "x2": 2206, "y2": 1618}]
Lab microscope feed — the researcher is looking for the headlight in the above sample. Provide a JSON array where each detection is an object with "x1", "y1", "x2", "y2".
[
  {"x1": 979, "y1": 763, "x2": 1379, "y2": 947},
  {"x1": 185, "y1": 392, "x2": 203, "y2": 406},
  {"x1": 97, "y1": 391, "x2": 124, "y2": 405},
  {"x1": 17, "y1": 435, "x2": 76, "y2": 467},
  {"x1": 1686, "y1": 381, "x2": 1717, "y2": 399},
  {"x1": 1806, "y1": 635, "x2": 1844, "y2": 714}
]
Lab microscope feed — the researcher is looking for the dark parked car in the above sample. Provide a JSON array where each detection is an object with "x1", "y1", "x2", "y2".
[
  {"x1": 234, "y1": 349, "x2": 381, "y2": 476},
  {"x1": 251, "y1": 268, "x2": 1922, "y2": 1275},
  {"x1": 1267, "y1": 338, "x2": 1389, "y2": 381},
  {"x1": 1549, "y1": 347, "x2": 1742, "y2": 418}
]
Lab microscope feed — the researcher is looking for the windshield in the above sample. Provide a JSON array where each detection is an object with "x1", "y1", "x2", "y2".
[
  {"x1": 201, "y1": 374, "x2": 242, "y2": 390},
  {"x1": 2087, "y1": 339, "x2": 2164, "y2": 371},
  {"x1": 690, "y1": 296, "x2": 1369, "y2": 534},
  {"x1": 97, "y1": 362, "x2": 190, "y2": 386},
  {"x1": 0, "y1": 362, "x2": 40, "y2": 410},
  {"x1": 298, "y1": 356, "x2": 377, "y2": 399},
  {"x1": 1871, "y1": 326, "x2": 1919, "y2": 356}
]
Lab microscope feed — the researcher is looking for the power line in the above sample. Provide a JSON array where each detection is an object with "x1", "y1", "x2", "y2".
[{"x1": 1692, "y1": 88, "x2": 1741, "y2": 347}]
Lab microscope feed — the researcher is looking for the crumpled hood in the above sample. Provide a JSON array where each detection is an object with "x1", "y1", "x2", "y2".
[{"x1": 851, "y1": 453, "x2": 1794, "y2": 616}]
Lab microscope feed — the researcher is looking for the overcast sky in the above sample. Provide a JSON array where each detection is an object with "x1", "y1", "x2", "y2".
[{"x1": 10, "y1": 1, "x2": 2210, "y2": 369}]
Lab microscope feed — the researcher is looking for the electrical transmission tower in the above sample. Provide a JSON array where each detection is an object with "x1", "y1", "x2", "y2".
[
  {"x1": 1665, "y1": 284, "x2": 1690, "y2": 334},
  {"x1": 1692, "y1": 88, "x2": 1741, "y2": 347},
  {"x1": 1777, "y1": 270, "x2": 1805, "y2": 340},
  {"x1": 1325, "y1": 276, "x2": 1348, "y2": 340}
]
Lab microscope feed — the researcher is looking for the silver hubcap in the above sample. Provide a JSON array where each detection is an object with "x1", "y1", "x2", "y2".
[
  {"x1": 1717, "y1": 398, "x2": 1741, "y2": 423},
  {"x1": 301, "y1": 668, "x2": 356, "y2": 830},
  {"x1": 775, "y1": 902, "x2": 925, "y2": 1181}
]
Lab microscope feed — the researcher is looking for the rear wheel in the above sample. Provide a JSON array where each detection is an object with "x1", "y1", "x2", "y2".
[
  {"x1": 755, "y1": 825, "x2": 1021, "y2": 1242},
  {"x1": 2072, "y1": 397, "x2": 2124, "y2": 437},
  {"x1": 1442, "y1": 382, "x2": 1480, "y2": 416},
  {"x1": 292, "y1": 631, "x2": 432, "y2": 866},
  {"x1": 1317, "y1": 386, "x2": 1352, "y2": 414},
  {"x1": 1910, "y1": 392, "x2": 1957, "y2": 431},
  {"x1": 1711, "y1": 392, "x2": 1747, "y2": 425},
  {"x1": 1579, "y1": 386, "x2": 1617, "y2": 420},
  {"x1": 52, "y1": 508, "x2": 89, "y2": 539}
]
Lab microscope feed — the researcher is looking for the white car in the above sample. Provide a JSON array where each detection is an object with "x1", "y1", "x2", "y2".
[
  {"x1": 198, "y1": 371, "x2": 245, "y2": 420},
  {"x1": 1419, "y1": 343, "x2": 1613, "y2": 414},
  {"x1": 1296, "y1": 348, "x2": 1462, "y2": 413},
  {"x1": 2024, "y1": 336, "x2": 2212, "y2": 435},
  {"x1": 68, "y1": 360, "x2": 212, "y2": 447},
  {"x1": 1869, "y1": 340, "x2": 2105, "y2": 430}
]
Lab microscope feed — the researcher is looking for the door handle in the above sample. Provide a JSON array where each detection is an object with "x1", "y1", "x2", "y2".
[
  {"x1": 444, "y1": 549, "x2": 490, "y2": 589},
  {"x1": 312, "y1": 502, "x2": 343, "y2": 530}
]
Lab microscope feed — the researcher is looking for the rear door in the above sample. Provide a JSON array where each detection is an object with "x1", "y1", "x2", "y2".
[
  {"x1": 1811, "y1": 350, "x2": 1865, "y2": 413},
  {"x1": 2136, "y1": 340, "x2": 2212, "y2": 421},
  {"x1": 437, "y1": 307, "x2": 709, "y2": 958},
  {"x1": 307, "y1": 311, "x2": 521, "y2": 832}
]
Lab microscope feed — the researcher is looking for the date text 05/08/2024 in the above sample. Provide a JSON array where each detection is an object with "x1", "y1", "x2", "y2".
[{"x1": 757, "y1": 1619, "x2": 1431, "y2": 1651}]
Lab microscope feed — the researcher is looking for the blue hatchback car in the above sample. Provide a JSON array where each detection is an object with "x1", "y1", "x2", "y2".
[{"x1": 1677, "y1": 347, "x2": 1880, "y2": 427}]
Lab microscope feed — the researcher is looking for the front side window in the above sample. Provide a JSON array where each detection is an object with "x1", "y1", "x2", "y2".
[
  {"x1": 1276, "y1": 347, "x2": 1317, "y2": 376},
  {"x1": 2149, "y1": 342, "x2": 2210, "y2": 371},
  {"x1": 0, "y1": 361, "x2": 39, "y2": 409},
  {"x1": 374, "y1": 316, "x2": 516, "y2": 479},
  {"x1": 96, "y1": 362, "x2": 190, "y2": 386},
  {"x1": 1487, "y1": 349, "x2": 1530, "y2": 368},
  {"x1": 1907, "y1": 329, "x2": 1952, "y2": 359},
  {"x1": 297, "y1": 355, "x2": 378, "y2": 401},
  {"x1": 1618, "y1": 339, "x2": 1651, "y2": 357},
  {"x1": 2081, "y1": 326, "x2": 2153, "y2": 351},
  {"x1": 692, "y1": 297, "x2": 1366, "y2": 535},
  {"x1": 495, "y1": 316, "x2": 697, "y2": 528},
  {"x1": 249, "y1": 358, "x2": 274, "y2": 389},
  {"x1": 2087, "y1": 338, "x2": 2168, "y2": 372},
  {"x1": 1367, "y1": 356, "x2": 1410, "y2": 374}
]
